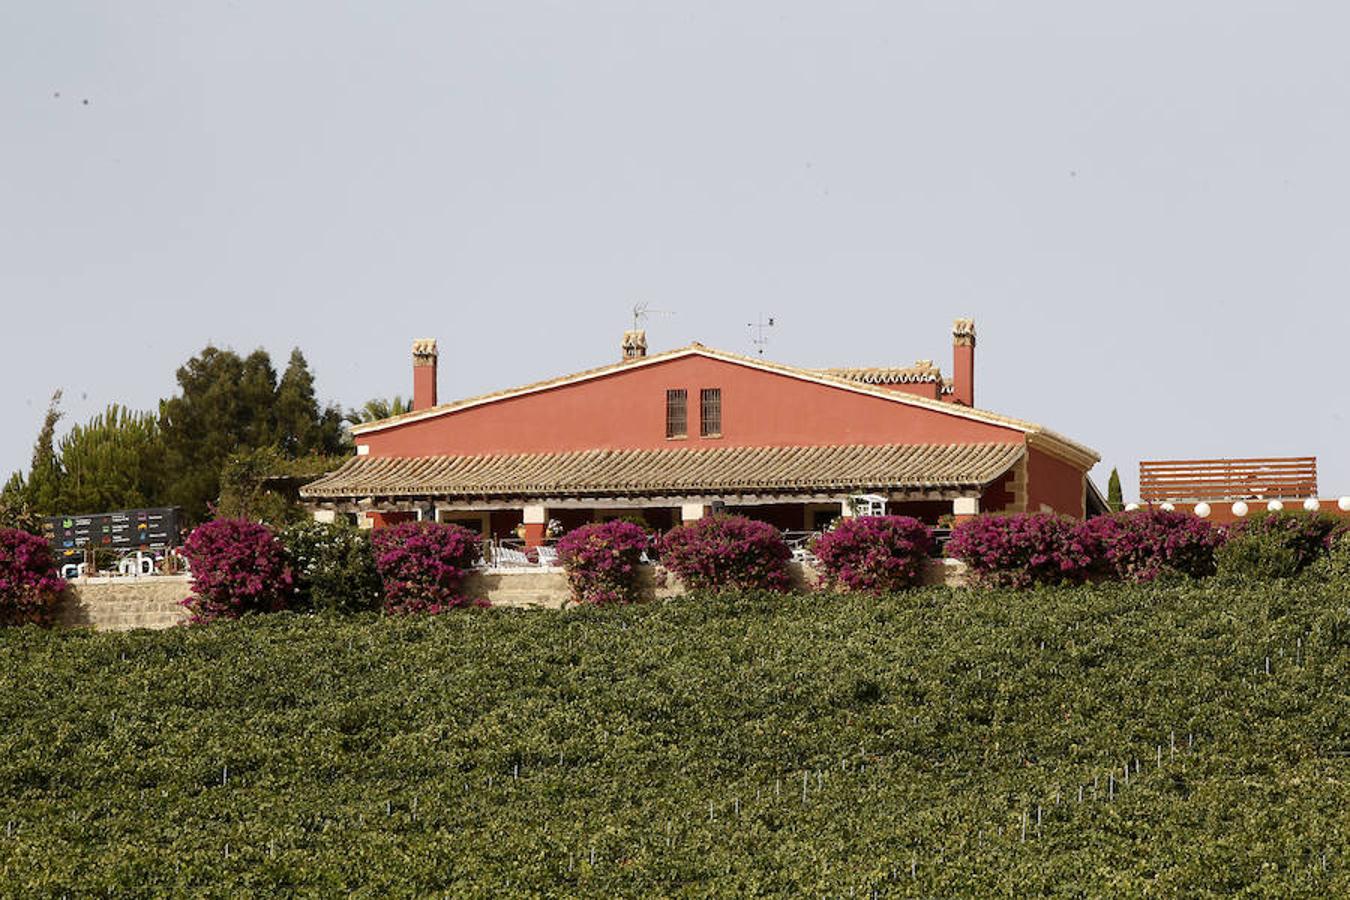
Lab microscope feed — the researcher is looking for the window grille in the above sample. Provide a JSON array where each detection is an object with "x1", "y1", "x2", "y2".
[
  {"x1": 665, "y1": 389, "x2": 687, "y2": 438},
  {"x1": 700, "y1": 388, "x2": 722, "y2": 437}
]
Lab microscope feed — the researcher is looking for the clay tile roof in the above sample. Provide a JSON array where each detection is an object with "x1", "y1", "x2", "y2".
[
  {"x1": 818, "y1": 360, "x2": 944, "y2": 385},
  {"x1": 300, "y1": 442, "x2": 1025, "y2": 500}
]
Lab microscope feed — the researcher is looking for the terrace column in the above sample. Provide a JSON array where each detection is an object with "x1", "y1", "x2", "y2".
[
  {"x1": 522, "y1": 504, "x2": 548, "y2": 547},
  {"x1": 680, "y1": 503, "x2": 706, "y2": 523},
  {"x1": 953, "y1": 496, "x2": 979, "y2": 524}
]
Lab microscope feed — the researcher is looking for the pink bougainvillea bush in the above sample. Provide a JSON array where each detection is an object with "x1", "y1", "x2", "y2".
[
  {"x1": 1077, "y1": 509, "x2": 1225, "y2": 582},
  {"x1": 946, "y1": 512, "x2": 1095, "y2": 588},
  {"x1": 370, "y1": 521, "x2": 484, "y2": 615},
  {"x1": 556, "y1": 520, "x2": 650, "y2": 605},
  {"x1": 0, "y1": 527, "x2": 66, "y2": 627},
  {"x1": 811, "y1": 515, "x2": 934, "y2": 594},
  {"x1": 180, "y1": 519, "x2": 294, "y2": 624},
  {"x1": 658, "y1": 515, "x2": 792, "y2": 593}
]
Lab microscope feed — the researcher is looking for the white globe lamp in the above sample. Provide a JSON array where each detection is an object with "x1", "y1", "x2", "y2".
[
  {"x1": 1160, "y1": 502, "x2": 1175, "y2": 512},
  {"x1": 1231, "y1": 501, "x2": 1249, "y2": 518},
  {"x1": 1124, "y1": 503, "x2": 1139, "y2": 512},
  {"x1": 1266, "y1": 500, "x2": 1283, "y2": 512},
  {"x1": 1339, "y1": 496, "x2": 1350, "y2": 512},
  {"x1": 1303, "y1": 497, "x2": 1320, "y2": 512},
  {"x1": 1194, "y1": 502, "x2": 1211, "y2": 518}
]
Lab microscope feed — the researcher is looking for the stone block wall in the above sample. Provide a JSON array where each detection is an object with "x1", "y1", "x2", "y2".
[
  {"x1": 56, "y1": 576, "x2": 192, "y2": 631},
  {"x1": 51, "y1": 560, "x2": 969, "y2": 630}
]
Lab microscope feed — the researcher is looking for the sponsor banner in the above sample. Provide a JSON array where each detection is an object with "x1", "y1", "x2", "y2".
[{"x1": 45, "y1": 508, "x2": 182, "y2": 553}]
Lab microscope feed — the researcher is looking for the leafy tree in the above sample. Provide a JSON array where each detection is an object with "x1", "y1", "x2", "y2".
[
  {"x1": 238, "y1": 349, "x2": 280, "y2": 450},
  {"x1": 1107, "y1": 467, "x2": 1124, "y2": 512},
  {"x1": 56, "y1": 405, "x2": 165, "y2": 514},
  {"x1": 162, "y1": 345, "x2": 351, "y2": 522},
  {"x1": 160, "y1": 347, "x2": 264, "y2": 522},
  {"x1": 275, "y1": 348, "x2": 347, "y2": 457},
  {"x1": 346, "y1": 396, "x2": 411, "y2": 425}
]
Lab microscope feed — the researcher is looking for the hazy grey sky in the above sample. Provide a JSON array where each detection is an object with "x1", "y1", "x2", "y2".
[{"x1": 4, "y1": 2, "x2": 1348, "y2": 500}]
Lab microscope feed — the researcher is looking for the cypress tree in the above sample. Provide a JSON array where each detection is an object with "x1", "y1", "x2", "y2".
[
  {"x1": 1107, "y1": 467, "x2": 1124, "y2": 512},
  {"x1": 24, "y1": 390, "x2": 65, "y2": 515}
]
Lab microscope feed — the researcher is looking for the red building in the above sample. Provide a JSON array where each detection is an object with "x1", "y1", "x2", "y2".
[{"x1": 302, "y1": 320, "x2": 1102, "y2": 543}]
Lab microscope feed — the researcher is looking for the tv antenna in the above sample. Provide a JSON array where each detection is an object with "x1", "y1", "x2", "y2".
[
  {"x1": 747, "y1": 314, "x2": 775, "y2": 355},
  {"x1": 631, "y1": 302, "x2": 674, "y2": 331}
]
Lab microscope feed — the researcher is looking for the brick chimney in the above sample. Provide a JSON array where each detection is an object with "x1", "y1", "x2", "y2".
[
  {"x1": 412, "y1": 339, "x2": 438, "y2": 410},
  {"x1": 621, "y1": 329, "x2": 648, "y2": 361},
  {"x1": 951, "y1": 318, "x2": 975, "y2": 406}
]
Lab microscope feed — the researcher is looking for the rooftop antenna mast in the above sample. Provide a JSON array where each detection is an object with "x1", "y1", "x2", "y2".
[
  {"x1": 748, "y1": 314, "x2": 775, "y2": 356},
  {"x1": 631, "y1": 301, "x2": 674, "y2": 331}
]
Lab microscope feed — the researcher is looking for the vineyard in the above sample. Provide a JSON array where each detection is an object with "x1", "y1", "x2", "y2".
[{"x1": 0, "y1": 580, "x2": 1346, "y2": 895}]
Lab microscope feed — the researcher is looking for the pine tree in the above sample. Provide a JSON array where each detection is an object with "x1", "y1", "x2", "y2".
[
  {"x1": 56, "y1": 405, "x2": 165, "y2": 514},
  {"x1": 275, "y1": 348, "x2": 347, "y2": 457},
  {"x1": 238, "y1": 349, "x2": 280, "y2": 450},
  {"x1": 1107, "y1": 467, "x2": 1124, "y2": 512},
  {"x1": 161, "y1": 344, "x2": 348, "y2": 522},
  {"x1": 160, "y1": 347, "x2": 257, "y2": 522}
]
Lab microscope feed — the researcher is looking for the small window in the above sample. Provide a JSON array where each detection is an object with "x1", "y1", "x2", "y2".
[
  {"x1": 666, "y1": 389, "x2": 687, "y2": 438},
  {"x1": 700, "y1": 388, "x2": 722, "y2": 437}
]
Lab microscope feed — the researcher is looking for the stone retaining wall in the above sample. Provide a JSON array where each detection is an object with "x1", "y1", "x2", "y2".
[
  {"x1": 57, "y1": 575, "x2": 192, "y2": 631},
  {"x1": 54, "y1": 560, "x2": 969, "y2": 630}
]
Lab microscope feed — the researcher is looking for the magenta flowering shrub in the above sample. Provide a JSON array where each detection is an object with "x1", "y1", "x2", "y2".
[
  {"x1": 1077, "y1": 509, "x2": 1224, "y2": 582},
  {"x1": 370, "y1": 521, "x2": 484, "y2": 615},
  {"x1": 659, "y1": 515, "x2": 792, "y2": 593},
  {"x1": 811, "y1": 516, "x2": 933, "y2": 594},
  {"x1": 946, "y1": 513, "x2": 1094, "y2": 588},
  {"x1": 556, "y1": 520, "x2": 650, "y2": 605},
  {"x1": 180, "y1": 519, "x2": 294, "y2": 624},
  {"x1": 0, "y1": 528, "x2": 66, "y2": 627}
]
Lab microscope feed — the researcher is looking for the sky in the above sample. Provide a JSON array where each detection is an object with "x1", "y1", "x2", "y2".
[{"x1": 3, "y1": 2, "x2": 1348, "y2": 501}]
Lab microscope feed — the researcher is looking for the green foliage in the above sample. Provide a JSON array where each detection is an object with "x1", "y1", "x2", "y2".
[
  {"x1": 275, "y1": 348, "x2": 348, "y2": 457},
  {"x1": 54, "y1": 405, "x2": 165, "y2": 514},
  {"x1": 0, "y1": 581, "x2": 1345, "y2": 894},
  {"x1": 1313, "y1": 530, "x2": 1350, "y2": 581},
  {"x1": 159, "y1": 347, "x2": 259, "y2": 521},
  {"x1": 0, "y1": 476, "x2": 43, "y2": 535},
  {"x1": 345, "y1": 396, "x2": 411, "y2": 425},
  {"x1": 16, "y1": 391, "x2": 64, "y2": 515},
  {"x1": 1215, "y1": 512, "x2": 1338, "y2": 581},
  {"x1": 279, "y1": 519, "x2": 382, "y2": 614},
  {"x1": 160, "y1": 346, "x2": 348, "y2": 522},
  {"x1": 1106, "y1": 467, "x2": 1123, "y2": 512}
]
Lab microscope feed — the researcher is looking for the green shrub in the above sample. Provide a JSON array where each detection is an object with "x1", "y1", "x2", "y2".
[
  {"x1": 1215, "y1": 512, "x2": 1338, "y2": 580},
  {"x1": 279, "y1": 519, "x2": 383, "y2": 614},
  {"x1": 1312, "y1": 529, "x2": 1350, "y2": 581}
]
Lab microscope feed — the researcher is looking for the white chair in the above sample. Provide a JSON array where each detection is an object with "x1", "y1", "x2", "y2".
[
  {"x1": 536, "y1": 546, "x2": 559, "y2": 566},
  {"x1": 495, "y1": 546, "x2": 531, "y2": 567}
]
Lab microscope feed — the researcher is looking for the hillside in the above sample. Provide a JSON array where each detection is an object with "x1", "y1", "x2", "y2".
[{"x1": 0, "y1": 581, "x2": 1346, "y2": 896}]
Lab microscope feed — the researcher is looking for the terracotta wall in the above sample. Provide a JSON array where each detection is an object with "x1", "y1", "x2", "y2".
[
  {"x1": 1146, "y1": 500, "x2": 1350, "y2": 526},
  {"x1": 1026, "y1": 448, "x2": 1086, "y2": 518},
  {"x1": 360, "y1": 354, "x2": 1023, "y2": 458},
  {"x1": 980, "y1": 467, "x2": 1018, "y2": 513}
]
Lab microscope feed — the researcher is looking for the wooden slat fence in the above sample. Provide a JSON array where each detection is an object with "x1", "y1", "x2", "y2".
[{"x1": 1139, "y1": 457, "x2": 1318, "y2": 502}]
